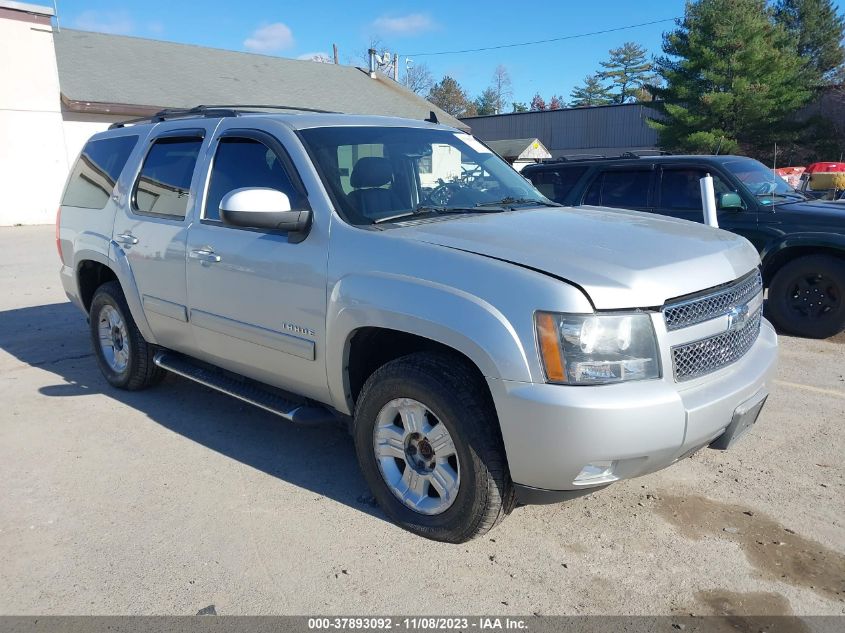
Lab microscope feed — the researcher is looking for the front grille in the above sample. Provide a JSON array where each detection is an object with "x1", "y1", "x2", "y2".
[
  {"x1": 663, "y1": 269, "x2": 763, "y2": 331},
  {"x1": 671, "y1": 307, "x2": 762, "y2": 381}
]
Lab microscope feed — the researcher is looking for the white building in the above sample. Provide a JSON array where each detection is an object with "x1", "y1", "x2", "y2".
[{"x1": 0, "y1": 0, "x2": 464, "y2": 226}]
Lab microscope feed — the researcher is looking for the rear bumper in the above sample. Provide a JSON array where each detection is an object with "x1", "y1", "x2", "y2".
[
  {"x1": 489, "y1": 319, "x2": 778, "y2": 497},
  {"x1": 60, "y1": 264, "x2": 84, "y2": 312}
]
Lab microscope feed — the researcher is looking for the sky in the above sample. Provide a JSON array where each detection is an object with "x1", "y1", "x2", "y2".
[{"x1": 57, "y1": 0, "x2": 689, "y2": 105}]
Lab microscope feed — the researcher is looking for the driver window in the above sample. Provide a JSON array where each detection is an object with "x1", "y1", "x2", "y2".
[{"x1": 204, "y1": 137, "x2": 298, "y2": 222}]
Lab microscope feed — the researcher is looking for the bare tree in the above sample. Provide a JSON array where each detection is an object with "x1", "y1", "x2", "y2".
[
  {"x1": 301, "y1": 53, "x2": 333, "y2": 64},
  {"x1": 356, "y1": 38, "x2": 394, "y2": 75},
  {"x1": 490, "y1": 65, "x2": 513, "y2": 114},
  {"x1": 402, "y1": 61, "x2": 434, "y2": 95}
]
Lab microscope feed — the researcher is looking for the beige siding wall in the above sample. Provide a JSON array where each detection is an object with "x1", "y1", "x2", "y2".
[{"x1": 0, "y1": 10, "x2": 67, "y2": 225}]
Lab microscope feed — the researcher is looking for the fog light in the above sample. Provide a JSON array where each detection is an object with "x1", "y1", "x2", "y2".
[{"x1": 574, "y1": 461, "x2": 617, "y2": 484}]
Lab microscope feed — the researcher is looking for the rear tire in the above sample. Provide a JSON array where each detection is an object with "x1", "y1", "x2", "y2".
[
  {"x1": 766, "y1": 255, "x2": 845, "y2": 339},
  {"x1": 353, "y1": 352, "x2": 514, "y2": 543},
  {"x1": 89, "y1": 281, "x2": 165, "y2": 390}
]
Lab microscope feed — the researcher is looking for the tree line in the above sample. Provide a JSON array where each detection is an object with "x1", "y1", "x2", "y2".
[{"x1": 400, "y1": 0, "x2": 845, "y2": 161}]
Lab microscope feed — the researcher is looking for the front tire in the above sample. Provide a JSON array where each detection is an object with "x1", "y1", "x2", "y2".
[
  {"x1": 89, "y1": 281, "x2": 165, "y2": 390},
  {"x1": 766, "y1": 255, "x2": 845, "y2": 339},
  {"x1": 353, "y1": 352, "x2": 514, "y2": 543}
]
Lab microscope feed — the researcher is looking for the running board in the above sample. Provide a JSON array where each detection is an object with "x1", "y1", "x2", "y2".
[{"x1": 153, "y1": 351, "x2": 336, "y2": 426}]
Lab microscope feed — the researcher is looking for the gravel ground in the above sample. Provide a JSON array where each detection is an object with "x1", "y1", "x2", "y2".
[{"x1": 0, "y1": 225, "x2": 842, "y2": 616}]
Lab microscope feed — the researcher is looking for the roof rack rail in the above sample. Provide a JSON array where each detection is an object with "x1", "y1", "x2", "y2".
[
  {"x1": 109, "y1": 103, "x2": 337, "y2": 130},
  {"x1": 539, "y1": 150, "x2": 672, "y2": 164},
  {"x1": 541, "y1": 154, "x2": 607, "y2": 163},
  {"x1": 619, "y1": 150, "x2": 672, "y2": 158}
]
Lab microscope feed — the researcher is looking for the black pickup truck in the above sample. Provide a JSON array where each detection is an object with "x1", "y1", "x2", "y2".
[{"x1": 522, "y1": 154, "x2": 845, "y2": 339}]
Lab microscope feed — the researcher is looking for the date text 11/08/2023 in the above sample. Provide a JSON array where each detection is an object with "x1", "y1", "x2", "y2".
[{"x1": 307, "y1": 617, "x2": 528, "y2": 630}]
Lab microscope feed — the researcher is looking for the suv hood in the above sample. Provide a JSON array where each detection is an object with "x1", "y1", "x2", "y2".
[{"x1": 396, "y1": 205, "x2": 760, "y2": 309}]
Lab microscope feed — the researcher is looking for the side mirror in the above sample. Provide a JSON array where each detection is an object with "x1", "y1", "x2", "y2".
[
  {"x1": 219, "y1": 188, "x2": 310, "y2": 233},
  {"x1": 718, "y1": 192, "x2": 744, "y2": 210}
]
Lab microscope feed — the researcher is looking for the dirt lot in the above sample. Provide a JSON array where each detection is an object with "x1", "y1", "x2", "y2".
[{"x1": 0, "y1": 225, "x2": 842, "y2": 616}]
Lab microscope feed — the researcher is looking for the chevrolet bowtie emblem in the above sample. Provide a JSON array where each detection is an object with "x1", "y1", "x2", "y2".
[{"x1": 726, "y1": 303, "x2": 751, "y2": 332}]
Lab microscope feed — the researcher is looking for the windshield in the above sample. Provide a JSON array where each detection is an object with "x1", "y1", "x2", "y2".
[
  {"x1": 298, "y1": 126, "x2": 549, "y2": 225},
  {"x1": 722, "y1": 157, "x2": 806, "y2": 204}
]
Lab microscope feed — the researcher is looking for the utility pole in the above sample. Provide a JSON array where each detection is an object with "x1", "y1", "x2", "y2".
[
  {"x1": 393, "y1": 53, "x2": 399, "y2": 81},
  {"x1": 332, "y1": 43, "x2": 338, "y2": 65}
]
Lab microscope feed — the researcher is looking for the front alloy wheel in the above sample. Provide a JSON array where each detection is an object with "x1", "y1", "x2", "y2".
[
  {"x1": 373, "y1": 398, "x2": 461, "y2": 515},
  {"x1": 354, "y1": 352, "x2": 514, "y2": 543}
]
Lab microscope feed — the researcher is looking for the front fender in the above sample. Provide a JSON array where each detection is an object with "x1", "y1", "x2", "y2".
[
  {"x1": 326, "y1": 272, "x2": 532, "y2": 414},
  {"x1": 760, "y1": 232, "x2": 845, "y2": 279}
]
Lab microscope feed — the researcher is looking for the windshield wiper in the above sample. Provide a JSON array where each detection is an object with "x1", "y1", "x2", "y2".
[
  {"x1": 372, "y1": 205, "x2": 504, "y2": 225},
  {"x1": 475, "y1": 197, "x2": 562, "y2": 208}
]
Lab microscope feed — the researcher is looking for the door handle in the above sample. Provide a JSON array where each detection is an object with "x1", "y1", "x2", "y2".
[
  {"x1": 189, "y1": 248, "x2": 221, "y2": 263},
  {"x1": 116, "y1": 233, "x2": 138, "y2": 245}
]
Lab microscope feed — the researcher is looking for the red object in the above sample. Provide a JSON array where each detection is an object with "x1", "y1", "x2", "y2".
[
  {"x1": 55, "y1": 206, "x2": 63, "y2": 263},
  {"x1": 804, "y1": 162, "x2": 845, "y2": 174},
  {"x1": 775, "y1": 166, "x2": 805, "y2": 188}
]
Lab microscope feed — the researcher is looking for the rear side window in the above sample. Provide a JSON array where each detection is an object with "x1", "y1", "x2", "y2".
[
  {"x1": 584, "y1": 169, "x2": 652, "y2": 208},
  {"x1": 527, "y1": 166, "x2": 587, "y2": 203},
  {"x1": 204, "y1": 138, "x2": 300, "y2": 222},
  {"x1": 659, "y1": 168, "x2": 735, "y2": 209},
  {"x1": 133, "y1": 137, "x2": 202, "y2": 219},
  {"x1": 62, "y1": 135, "x2": 138, "y2": 209}
]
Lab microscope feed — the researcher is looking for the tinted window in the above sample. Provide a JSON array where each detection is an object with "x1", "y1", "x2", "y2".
[
  {"x1": 527, "y1": 166, "x2": 587, "y2": 203},
  {"x1": 659, "y1": 168, "x2": 734, "y2": 210},
  {"x1": 584, "y1": 169, "x2": 651, "y2": 208},
  {"x1": 62, "y1": 135, "x2": 138, "y2": 209},
  {"x1": 205, "y1": 138, "x2": 300, "y2": 222},
  {"x1": 133, "y1": 137, "x2": 202, "y2": 218}
]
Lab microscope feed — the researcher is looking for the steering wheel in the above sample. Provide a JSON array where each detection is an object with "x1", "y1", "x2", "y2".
[
  {"x1": 425, "y1": 181, "x2": 469, "y2": 207},
  {"x1": 754, "y1": 181, "x2": 776, "y2": 195}
]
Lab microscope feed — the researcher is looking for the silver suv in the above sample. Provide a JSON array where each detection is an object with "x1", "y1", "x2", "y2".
[{"x1": 57, "y1": 106, "x2": 778, "y2": 542}]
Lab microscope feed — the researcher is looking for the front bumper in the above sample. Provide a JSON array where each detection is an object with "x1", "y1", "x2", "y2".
[{"x1": 488, "y1": 319, "x2": 778, "y2": 501}]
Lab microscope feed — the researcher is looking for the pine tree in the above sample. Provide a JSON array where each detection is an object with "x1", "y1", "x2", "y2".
[
  {"x1": 569, "y1": 75, "x2": 614, "y2": 107},
  {"x1": 428, "y1": 76, "x2": 476, "y2": 117},
  {"x1": 474, "y1": 88, "x2": 499, "y2": 116},
  {"x1": 512, "y1": 102, "x2": 529, "y2": 113},
  {"x1": 652, "y1": 0, "x2": 811, "y2": 156},
  {"x1": 774, "y1": 0, "x2": 845, "y2": 83},
  {"x1": 599, "y1": 42, "x2": 654, "y2": 104}
]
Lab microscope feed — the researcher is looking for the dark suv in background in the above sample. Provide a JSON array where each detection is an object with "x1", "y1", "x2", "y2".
[{"x1": 522, "y1": 154, "x2": 845, "y2": 339}]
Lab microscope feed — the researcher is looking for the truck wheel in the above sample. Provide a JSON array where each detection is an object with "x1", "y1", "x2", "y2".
[
  {"x1": 353, "y1": 352, "x2": 514, "y2": 543},
  {"x1": 89, "y1": 281, "x2": 165, "y2": 390},
  {"x1": 766, "y1": 255, "x2": 845, "y2": 339}
]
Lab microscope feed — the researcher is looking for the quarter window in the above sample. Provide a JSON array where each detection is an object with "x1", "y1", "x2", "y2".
[
  {"x1": 62, "y1": 135, "x2": 138, "y2": 209},
  {"x1": 133, "y1": 137, "x2": 202, "y2": 218},
  {"x1": 204, "y1": 137, "x2": 299, "y2": 222},
  {"x1": 584, "y1": 169, "x2": 652, "y2": 208}
]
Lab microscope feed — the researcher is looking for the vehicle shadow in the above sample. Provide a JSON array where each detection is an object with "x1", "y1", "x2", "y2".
[{"x1": 0, "y1": 301, "x2": 385, "y2": 522}]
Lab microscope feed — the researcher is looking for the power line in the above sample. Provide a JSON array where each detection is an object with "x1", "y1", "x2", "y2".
[{"x1": 403, "y1": 18, "x2": 679, "y2": 57}]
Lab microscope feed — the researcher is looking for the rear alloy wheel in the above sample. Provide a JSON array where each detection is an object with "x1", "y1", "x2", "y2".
[
  {"x1": 766, "y1": 255, "x2": 845, "y2": 339},
  {"x1": 354, "y1": 352, "x2": 514, "y2": 543},
  {"x1": 89, "y1": 281, "x2": 166, "y2": 390}
]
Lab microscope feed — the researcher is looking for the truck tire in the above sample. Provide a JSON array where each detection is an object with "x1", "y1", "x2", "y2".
[
  {"x1": 353, "y1": 352, "x2": 515, "y2": 543},
  {"x1": 766, "y1": 255, "x2": 845, "y2": 339},
  {"x1": 89, "y1": 281, "x2": 165, "y2": 390}
]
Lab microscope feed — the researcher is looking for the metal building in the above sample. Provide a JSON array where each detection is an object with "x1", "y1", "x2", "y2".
[{"x1": 461, "y1": 103, "x2": 662, "y2": 159}]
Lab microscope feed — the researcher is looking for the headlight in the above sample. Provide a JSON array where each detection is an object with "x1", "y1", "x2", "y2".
[{"x1": 535, "y1": 312, "x2": 660, "y2": 385}]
